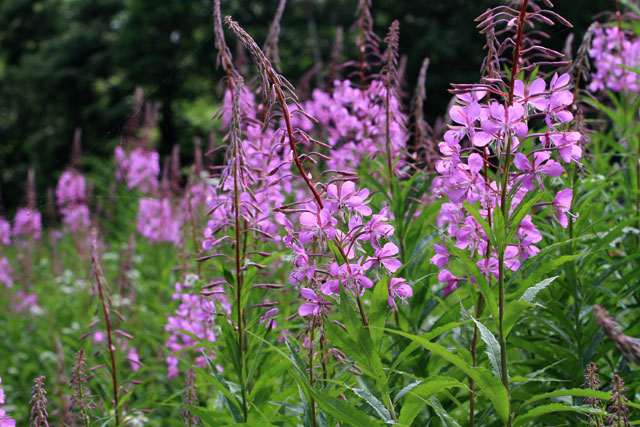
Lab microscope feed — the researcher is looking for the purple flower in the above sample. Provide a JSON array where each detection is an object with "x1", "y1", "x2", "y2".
[
  {"x1": 321, "y1": 262, "x2": 373, "y2": 296},
  {"x1": 115, "y1": 147, "x2": 160, "y2": 194},
  {"x1": 474, "y1": 102, "x2": 528, "y2": 149},
  {"x1": 430, "y1": 242, "x2": 450, "y2": 269},
  {"x1": 259, "y1": 307, "x2": 279, "y2": 329},
  {"x1": 136, "y1": 198, "x2": 182, "y2": 245},
  {"x1": 552, "y1": 189, "x2": 573, "y2": 228},
  {"x1": 165, "y1": 279, "x2": 229, "y2": 378},
  {"x1": 289, "y1": 245, "x2": 316, "y2": 285},
  {"x1": 364, "y1": 242, "x2": 402, "y2": 273},
  {"x1": 388, "y1": 277, "x2": 412, "y2": 306},
  {"x1": 55, "y1": 171, "x2": 86, "y2": 207},
  {"x1": 12, "y1": 208, "x2": 42, "y2": 240},
  {"x1": 589, "y1": 26, "x2": 640, "y2": 93},
  {"x1": 0, "y1": 218, "x2": 10, "y2": 246},
  {"x1": 513, "y1": 151, "x2": 564, "y2": 191},
  {"x1": 359, "y1": 210, "x2": 395, "y2": 248},
  {"x1": 299, "y1": 208, "x2": 337, "y2": 243},
  {"x1": 514, "y1": 78, "x2": 548, "y2": 111},
  {"x1": 0, "y1": 257, "x2": 13, "y2": 288},
  {"x1": 548, "y1": 132, "x2": 582, "y2": 164},
  {"x1": 476, "y1": 257, "x2": 499, "y2": 279},
  {"x1": 438, "y1": 269, "x2": 462, "y2": 296},
  {"x1": 326, "y1": 181, "x2": 372, "y2": 216},
  {"x1": 299, "y1": 287, "x2": 323, "y2": 317}
]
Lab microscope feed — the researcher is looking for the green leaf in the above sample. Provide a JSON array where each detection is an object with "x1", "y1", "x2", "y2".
[
  {"x1": 347, "y1": 386, "x2": 392, "y2": 422},
  {"x1": 247, "y1": 332, "x2": 381, "y2": 427},
  {"x1": 513, "y1": 403, "x2": 607, "y2": 426},
  {"x1": 370, "y1": 276, "x2": 389, "y2": 350},
  {"x1": 383, "y1": 328, "x2": 509, "y2": 422},
  {"x1": 469, "y1": 315, "x2": 502, "y2": 378},
  {"x1": 519, "y1": 388, "x2": 612, "y2": 408},
  {"x1": 520, "y1": 276, "x2": 558, "y2": 303},
  {"x1": 202, "y1": 353, "x2": 245, "y2": 423},
  {"x1": 397, "y1": 376, "x2": 468, "y2": 425},
  {"x1": 492, "y1": 204, "x2": 506, "y2": 252},
  {"x1": 179, "y1": 405, "x2": 225, "y2": 426},
  {"x1": 390, "y1": 321, "x2": 468, "y2": 372},
  {"x1": 338, "y1": 283, "x2": 392, "y2": 414},
  {"x1": 428, "y1": 396, "x2": 462, "y2": 427}
]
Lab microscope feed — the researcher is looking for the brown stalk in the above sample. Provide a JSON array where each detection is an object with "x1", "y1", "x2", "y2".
[{"x1": 90, "y1": 229, "x2": 120, "y2": 425}]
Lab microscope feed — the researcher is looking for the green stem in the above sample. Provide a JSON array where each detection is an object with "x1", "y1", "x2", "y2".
[{"x1": 308, "y1": 320, "x2": 317, "y2": 427}]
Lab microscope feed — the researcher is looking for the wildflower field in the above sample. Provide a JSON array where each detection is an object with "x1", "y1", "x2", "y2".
[{"x1": 1, "y1": 0, "x2": 640, "y2": 425}]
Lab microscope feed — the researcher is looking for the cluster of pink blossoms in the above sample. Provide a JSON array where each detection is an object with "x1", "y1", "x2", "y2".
[
  {"x1": 589, "y1": 25, "x2": 640, "y2": 93},
  {"x1": 0, "y1": 218, "x2": 10, "y2": 246},
  {"x1": 0, "y1": 218, "x2": 10, "y2": 288},
  {"x1": 202, "y1": 86, "x2": 291, "y2": 252},
  {"x1": 11, "y1": 208, "x2": 42, "y2": 240},
  {"x1": 297, "y1": 79, "x2": 408, "y2": 173},
  {"x1": 164, "y1": 278, "x2": 231, "y2": 377},
  {"x1": 136, "y1": 198, "x2": 182, "y2": 245},
  {"x1": 55, "y1": 171, "x2": 90, "y2": 232},
  {"x1": 431, "y1": 74, "x2": 580, "y2": 295},
  {"x1": 0, "y1": 376, "x2": 16, "y2": 427},
  {"x1": 0, "y1": 258, "x2": 12, "y2": 288},
  {"x1": 284, "y1": 180, "x2": 411, "y2": 315},
  {"x1": 115, "y1": 146, "x2": 160, "y2": 194}
]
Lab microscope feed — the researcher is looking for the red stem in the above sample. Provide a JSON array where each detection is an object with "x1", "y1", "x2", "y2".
[{"x1": 92, "y1": 255, "x2": 120, "y2": 425}]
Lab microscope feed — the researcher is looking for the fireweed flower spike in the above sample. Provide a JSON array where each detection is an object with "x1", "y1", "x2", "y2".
[
  {"x1": 224, "y1": 13, "x2": 404, "y2": 423},
  {"x1": 593, "y1": 304, "x2": 640, "y2": 365},
  {"x1": 608, "y1": 374, "x2": 632, "y2": 427},
  {"x1": 431, "y1": 1, "x2": 578, "y2": 424},
  {"x1": 223, "y1": 16, "x2": 406, "y2": 309},
  {"x1": 56, "y1": 131, "x2": 90, "y2": 233},
  {"x1": 29, "y1": 376, "x2": 49, "y2": 427}
]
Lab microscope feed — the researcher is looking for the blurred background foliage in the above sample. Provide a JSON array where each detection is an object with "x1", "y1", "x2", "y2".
[{"x1": 0, "y1": 0, "x2": 606, "y2": 212}]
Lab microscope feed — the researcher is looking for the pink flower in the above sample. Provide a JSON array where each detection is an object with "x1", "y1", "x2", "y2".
[
  {"x1": 514, "y1": 78, "x2": 548, "y2": 111},
  {"x1": 326, "y1": 181, "x2": 372, "y2": 216},
  {"x1": 552, "y1": 189, "x2": 573, "y2": 228},
  {"x1": 259, "y1": 307, "x2": 279, "y2": 329},
  {"x1": 126, "y1": 347, "x2": 142, "y2": 372},
  {"x1": 136, "y1": 198, "x2": 181, "y2": 245},
  {"x1": 321, "y1": 262, "x2": 373, "y2": 296},
  {"x1": 388, "y1": 278, "x2": 412, "y2": 306},
  {"x1": 12, "y1": 208, "x2": 42, "y2": 240},
  {"x1": 0, "y1": 218, "x2": 10, "y2": 246},
  {"x1": 0, "y1": 258, "x2": 12, "y2": 288},
  {"x1": 438, "y1": 269, "x2": 462, "y2": 296},
  {"x1": 289, "y1": 245, "x2": 316, "y2": 285},
  {"x1": 299, "y1": 288, "x2": 323, "y2": 317},
  {"x1": 474, "y1": 102, "x2": 528, "y2": 148},
  {"x1": 359, "y1": 210, "x2": 395, "y2": 248},
  {"x1": 299, "y1": 208, "x2": 337, "y2": 243},
  {"x1": 447, "y1": 102, "x2": 482, "y2": 143},
  {"x1": 513, "y1": 151, "x2": 564, "y2": 190},
  {"x1": 364, "y1": 242, "x2": 402, "y2": 273},
  {"x1": 549, "y1": 132, "x2": 582, "y2": 164},
  {"x1": 430, "y1": 242, "x2": 450, "y2": 269},
  {"x1": 476, "y1": 257, "x2": 499, "y2": 279}
]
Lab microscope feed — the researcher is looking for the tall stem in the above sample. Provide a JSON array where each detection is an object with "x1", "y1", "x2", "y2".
[
  {"x1": 92, "y1": 248, "x2": 119, "y2": 426},
  {"x1": 636, "y1": 129, "x2": 640, "y2": 236},
  {"x1": 499, "y1": 2, "x2": 528, "y2": 425},
  {"x1": 232, "y1": 108, "x2": 248, "y2": 421},
  {"x1": 308, "y1": 320, "x2": 317, "y2": 427},
  {"x1": 385, "y1": 72, "x2": 394, "y2": 191}
]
